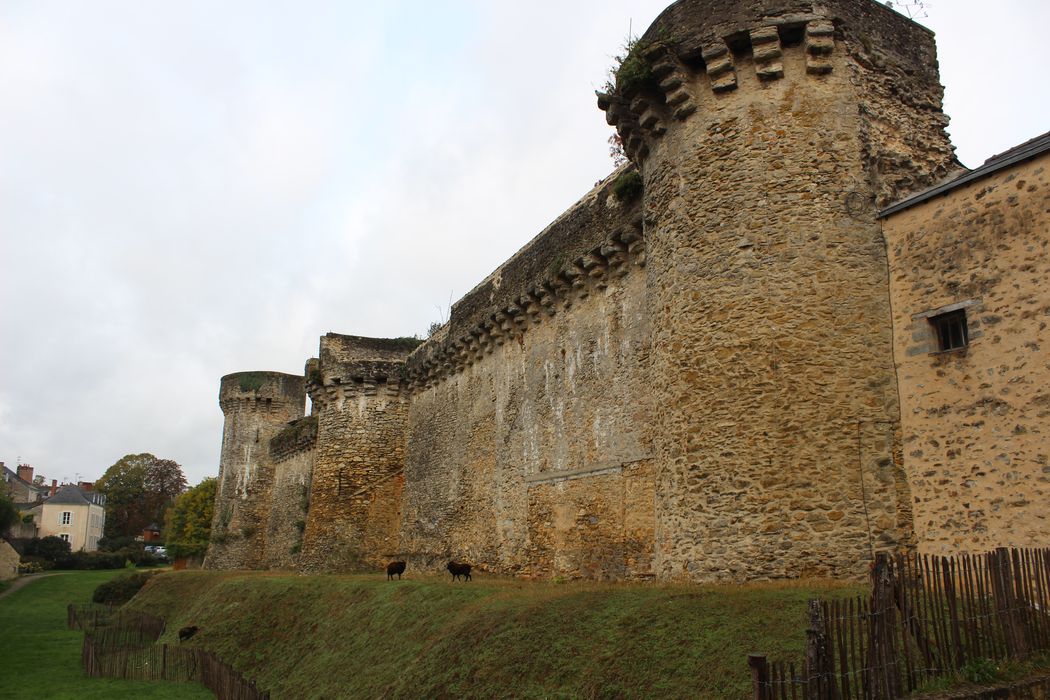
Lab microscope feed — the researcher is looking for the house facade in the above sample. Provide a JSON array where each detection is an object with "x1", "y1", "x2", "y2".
[{"x1": 37, "y1": 485, "x2": 106, "y2": 552}]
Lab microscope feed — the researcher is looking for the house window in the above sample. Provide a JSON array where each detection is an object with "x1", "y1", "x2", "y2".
[
  {"x1": 59, "y1": 533, "x2": 70, "y2": 542},
  {"x1": 930, "y1": 309, "x2": 969, "y2": 351},
  {"x1": 61, "y1": 511, "x2": 72, "y2": 525}
]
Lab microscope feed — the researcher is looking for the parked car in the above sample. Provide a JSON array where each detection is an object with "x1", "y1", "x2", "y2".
[{"x1": 144, "y1": 545, "x2": 168, "y2": 562}]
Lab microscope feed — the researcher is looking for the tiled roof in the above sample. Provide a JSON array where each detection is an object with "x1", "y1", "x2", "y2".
[{"x1": 45, "y1": 484, "x2": 106, "y2": 507}]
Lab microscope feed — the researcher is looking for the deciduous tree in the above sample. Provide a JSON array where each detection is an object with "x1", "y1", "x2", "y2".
[
  {"x1": 96, "y1": 453, "x2": 188, "y2": 539},
  {"x1": 165, "y1": 478, "x2": 216, "y2": 559},
  {"x1": 0, "y1": 488, "x2": 20, "y2": 537}
]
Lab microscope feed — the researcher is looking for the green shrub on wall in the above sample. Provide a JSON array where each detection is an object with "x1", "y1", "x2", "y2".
[
  {"x1": 612, "y1": 171, "x2": 643, "y2": 203},
  {"x1": 237, "y1": 373, "x2": 267, "y2": 392}
]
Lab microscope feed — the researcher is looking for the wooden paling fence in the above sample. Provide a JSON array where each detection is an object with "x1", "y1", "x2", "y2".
[
  {"x1": 750, "y1": 548, "x2": 1050, "y2": 699},
  {"x1": 68, "y1": 603, "x2": 269, "y2": 699}
]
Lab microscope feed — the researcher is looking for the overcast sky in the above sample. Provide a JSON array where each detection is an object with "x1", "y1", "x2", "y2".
[{"x1": 2, "y1": 1, "x2": 1047, "y2": 487}]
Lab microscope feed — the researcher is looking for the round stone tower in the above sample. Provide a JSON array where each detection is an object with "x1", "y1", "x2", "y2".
[
  {"x1": 206, "y1": 371, "x2": 305, "y2": 569},
  {"x1": 599, "y1": 0, "x2": 955, "y2": 580}
]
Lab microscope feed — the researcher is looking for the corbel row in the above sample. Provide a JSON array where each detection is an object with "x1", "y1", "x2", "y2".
[
  {"x1": 596, "y1": 19, "x2": 837, "y2": 163},
  {"x1": 306, "y1": 365, "x2": 404, "y2": 410},
  {"x1": 219, "y1": 396, "x2": 286, "y2": 416},
  {"x1": 402, "y1": 222, "x2": 646, "y2": 393}
]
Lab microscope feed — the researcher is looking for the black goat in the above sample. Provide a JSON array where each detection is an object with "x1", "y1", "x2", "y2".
[
  {"x1": 178, "y1": 625, "x2": 199, "y2": 643},
  {"x1": 447, "y1": 561, "x2": 472, "y2": 582},
  {"x1": 387, "y1": 560, "x2": 406, "y2": 580}
]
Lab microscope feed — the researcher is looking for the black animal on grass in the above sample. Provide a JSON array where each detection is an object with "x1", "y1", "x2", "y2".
[
  {"x1": 387, "y1": 560, "x2": 406, "y2": 580},
  {"x1": 447, "y1": 561, "x2": 472, "y2": 582},
  {"x1": 178, "y1": 625, "x2": 199, "y2": 643}
]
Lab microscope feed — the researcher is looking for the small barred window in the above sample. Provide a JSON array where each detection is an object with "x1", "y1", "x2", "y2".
[{"x1": 930, "y1": 309, "x2": 968, "y2": 352}]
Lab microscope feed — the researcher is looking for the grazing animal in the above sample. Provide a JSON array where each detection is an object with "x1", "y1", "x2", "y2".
[
  {"x1": 178, "y1": 625, "x2": 199, "y2": 643},
  {"x1": 387, "y1": 560, "x2": 406, "y2": 580},
  {"x1": 447, "y1": 561, "x2": 472, "y2": 582}
]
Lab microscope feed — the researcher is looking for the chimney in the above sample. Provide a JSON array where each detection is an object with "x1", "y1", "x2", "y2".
[
  {"x1": 17, "y1": 464, "x2": 33, "y2": 483},
  {"x1": 50, "y1": 479, "x2": 58, "y2": 497},
  {"x1": 78, "y1": 481, "x2": 93, "y2": 492}
]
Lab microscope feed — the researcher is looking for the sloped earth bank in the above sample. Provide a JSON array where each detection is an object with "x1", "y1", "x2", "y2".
[{"x1": 128, "y1": 571, "x2": 863, "y2": 699}]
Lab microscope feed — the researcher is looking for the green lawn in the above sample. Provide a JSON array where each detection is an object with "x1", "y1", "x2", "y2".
[{"x1": 0, "y1": 570, "x2": 211, "y2": 699}]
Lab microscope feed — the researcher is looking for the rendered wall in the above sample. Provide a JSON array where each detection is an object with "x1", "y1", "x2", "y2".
[{"x1": 884, "y1": 153, "x2": 1050, "y2": 555}]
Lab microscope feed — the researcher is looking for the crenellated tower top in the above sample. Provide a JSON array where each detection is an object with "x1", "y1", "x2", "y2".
[
  {"x1": 598, "y1": 0, "x2": 952, "y2": 203},
  {"x1": 218, "y1": 371, "x2": 306, "y2": 418}
]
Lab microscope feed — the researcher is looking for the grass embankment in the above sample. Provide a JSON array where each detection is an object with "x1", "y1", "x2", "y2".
[
  {"x1": 0, "y1": 570, "x2": 210, "y2": 699},
  {"x1": 129, "y1": 571, "x2": 863, "y2": 699}
]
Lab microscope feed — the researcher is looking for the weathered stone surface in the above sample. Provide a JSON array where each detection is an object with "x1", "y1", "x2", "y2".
[
  {"x1": 297, "y1": 335, "x2": 415, "y2": 573},
  {"x1": 205, "y1": 372, "x2": 306, "y2": 570},
  {"x1": 883, "y1": 153, "x2": 1050, "y2": 556},
  {"x1": 202, "y1": 0, "x2": 1040, "y2": 584}
]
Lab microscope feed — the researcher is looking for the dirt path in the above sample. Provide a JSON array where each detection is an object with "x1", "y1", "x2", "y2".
[{"x1": 0, "y1": 573, "x2": 66, "y2": 601}]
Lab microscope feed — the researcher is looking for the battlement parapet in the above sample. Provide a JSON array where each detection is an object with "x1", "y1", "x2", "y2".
[
  {"x1": 305, "y1": 334, "x2": 417, "y2": 410},
  {"x1": 269, "y1": 415, "x2": 318, "y2": 463},
  {"x1": 402, "y1": 174, "x2": 643, "y2": 392},
  {"x1": 599, "y1": 0, "x2": 940, "y2": 165},
  {"x1": 218, "y1": 371, "x2": 306, "y2": 416}
]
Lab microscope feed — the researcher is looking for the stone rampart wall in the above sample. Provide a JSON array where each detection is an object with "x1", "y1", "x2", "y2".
[
  {"x1": 401, "y1": 228, "x2": 651, "y2": 577},
  {"x1": 205, "y1": 372, "x2": 305, "y2": 570},
  {"x1": 297, "y1": 335, "x2": 413, "y2": 572},
  {"x1": 264, "y1": 442, "x2": 314, "y2": 569}
]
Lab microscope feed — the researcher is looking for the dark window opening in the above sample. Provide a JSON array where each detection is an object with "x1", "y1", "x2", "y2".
[
  {"x1": 930, "y1": 309, "x2": 968, "y2": 351},
  {"x1": 725, "y1": 31, "x2": 752, "y2": 58},
  {"x1": 778, "y1": 24, "x2": 806, "y2": 48}
]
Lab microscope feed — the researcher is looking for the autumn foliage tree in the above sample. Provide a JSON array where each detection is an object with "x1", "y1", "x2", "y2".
[
  {"x1": 95, "y1": 453, "x2": 188, "y2": 539},
  {"x1": 165, "y1": 478, "x2": 216, "y2": 559}
]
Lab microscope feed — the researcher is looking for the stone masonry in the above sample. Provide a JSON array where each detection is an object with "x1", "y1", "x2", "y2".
[
  {"x1": 205, "y1": 0, "x2": 1047, "y2": 581},
  {"x1": 883, "y1": 142, "x2": 1050, "y2": 555}
]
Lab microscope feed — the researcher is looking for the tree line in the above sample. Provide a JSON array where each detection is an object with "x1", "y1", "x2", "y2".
[{"x1": 1, "y1": 452, "x2": 216, "y2": 561}]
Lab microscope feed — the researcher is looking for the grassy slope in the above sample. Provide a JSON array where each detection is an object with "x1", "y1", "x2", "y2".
[
  {"x1": 0, "y1": 570, "x2": 210, "y2": 699},
  {"x1": 129, "y1": 571, "x2": 863, "y2": 699}
]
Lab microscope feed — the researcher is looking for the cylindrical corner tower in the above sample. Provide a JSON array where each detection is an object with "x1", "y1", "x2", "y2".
[
  {"x1": 599, "y1": 0, "x2": 955, "y2": 580},
  {"x1": 205, "y1": 371, "x2": 305, "y2": 569}
]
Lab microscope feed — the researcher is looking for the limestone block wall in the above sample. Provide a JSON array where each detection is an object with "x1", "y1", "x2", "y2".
[
  {"x1": 884, "y1": 153, "x2": 1050, "y2": 554},
  {"x1": 205, "y1": 372, "x2": 305, "y2": 569},
  {"x1": 297, "y1": 335, "x2": 416, "y2": 572},
  {"x1": 400, "y1": 178, "x2": 651, "y2": 579},
  {"x1": 598, "y1": 0, "x2": 955, "y2": 581}
]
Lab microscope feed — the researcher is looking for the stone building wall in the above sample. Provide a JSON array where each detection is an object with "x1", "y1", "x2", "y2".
[
  {"x1": 883, "y1": 151, "x2": 1050, "y2": 555},
  {"x1": 205, "y1": 372, "x2": 305, "y2": 569},
  {"x1": 297, "y1": 335, "x2": 416, "y2": 572}
]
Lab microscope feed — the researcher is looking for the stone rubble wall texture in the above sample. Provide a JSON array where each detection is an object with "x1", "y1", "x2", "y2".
[
  {"x1": 204, "y1": 0, "x2": 1046, "y2": 581},
  {"x1": 0, "y1": 539, "x2": 18, "y2": 580},
  {"x1": 263, "y1": 436, "x2": 314, "y2": 570},
  {"x1": 400, "y1": 218, "x2": 652, "y2": 577},
  {"x1": 597, "y1": 0, "x2": 953, "y2": 580},
  {"x1": 884, "y1": 155, "x2": 1050, "y2": 555},
  {"x1": 296, "y1": 335, "x2": 414, "y2": 572},
  {"x1": 205, "y1": 372, "x2": 305, "y2": 570}
]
